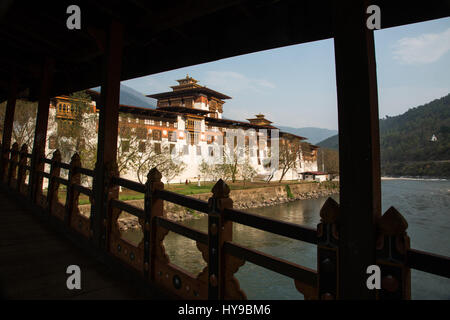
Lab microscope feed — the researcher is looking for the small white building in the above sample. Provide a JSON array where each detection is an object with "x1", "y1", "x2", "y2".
[{"x1": 300, "y1": 171, "x2": 329, "y2": 182}]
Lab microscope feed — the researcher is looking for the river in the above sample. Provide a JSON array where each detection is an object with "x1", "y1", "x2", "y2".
[{"x1": 124, "y1": 179, "x2": 450, "y2": 299}]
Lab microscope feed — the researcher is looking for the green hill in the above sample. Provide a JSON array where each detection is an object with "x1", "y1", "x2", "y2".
[
  {"x1": 316, "y1": 134, "x2": 339, "y2": 150},
  {"x1": 317, "y1": 93, "x2": 450, "y2": 178}
]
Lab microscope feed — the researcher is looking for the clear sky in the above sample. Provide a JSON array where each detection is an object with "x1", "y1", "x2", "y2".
[{"x1": 123, "y1": 17, "x2": 450, "y2": 131}]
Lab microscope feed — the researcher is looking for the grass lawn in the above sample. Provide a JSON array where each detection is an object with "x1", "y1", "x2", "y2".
[{"x1": 48, "y1": 180, "x2": 319, "y2": 205}]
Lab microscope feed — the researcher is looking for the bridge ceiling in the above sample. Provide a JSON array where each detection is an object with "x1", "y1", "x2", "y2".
[{"x1": 0, "y1": 0, "x2": 449, "y2": 102}]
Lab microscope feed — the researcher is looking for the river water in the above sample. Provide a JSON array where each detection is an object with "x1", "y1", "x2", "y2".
[{"x1": 125, "y1": 179, "x2": 450, "y2": 299}]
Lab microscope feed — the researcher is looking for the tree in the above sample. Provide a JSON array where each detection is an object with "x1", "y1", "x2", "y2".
[
  {"x1": 317, "y1": 148, "x2": 339, "y2": 174},
  {"x1": 240, "y1": 157, "x2": 257, "y2": 187},
  {"x1": 117, "y1": 114, "x2": 142, "y2": 176},
  {"x1": 160, "y1": 156, "x2": 186, "y2": 185},
  {"x1": 0, "y1": 99, "x2": 38, "y2": 149},
  {"x1": 221, "y1": 132, "x2": 250, "y2": 183},
  {"x1": 134, "y1": 144, "x2": 186, "y2": 185},
  {"x1": 278, "y1": 139, "x2": 301, "y2": 182},
  {"x1": 51, "y1": 91, "x2": 98, "y2": 176},
  {"x1": 199, "y1": 159, "x2": 211, "y2": 182}
]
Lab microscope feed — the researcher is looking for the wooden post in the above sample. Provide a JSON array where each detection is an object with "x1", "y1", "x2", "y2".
[
  {"x1": 146, "y1": 167, "x2": 164, "y2": 281},
  {"x1": 102, "y1": 162, "x2": 119, "y2": 247},
  {"x1": 333, "y1": 0, "x2": 381, "y2": 299},
  {"x1": 208, "y1": 179, "x2": 233, "y2": 300},
  {"x1": 376, "y1": 207, "x2": 411, "y2": 299},
  {"x1": 91, "y1": 20, "x2": 123, "y2": 248},
  {"x1": 1, "y1": 75, "x2": 18, "y2": 182},
  {"x1": 17, "y1": 144, "x2": 28, "y2": 194},
  {"x1": 317, "y1": 198, "x2": 340, "y2": 300},
  {"x1": 29, "y1": 58, "x2": 54, "y2": 204},
  {"x1": 65, "y1": 153, "x2": 81, "y2": 226},
  {"x1": 7, "y1": 142, "x2": 19, "y2": 187},
  {"x1": 47, "y1": 150, "x2": 61, "y2": 216}
]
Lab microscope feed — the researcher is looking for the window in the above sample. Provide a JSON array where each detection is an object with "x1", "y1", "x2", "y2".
[
  {"x1": 183, "y1": 145, "x2": 189, "y2": 155},
  {"x1": 136, "y1": 127, "x2": 147, "y2": 139},
  {"x1": 196, "y1": 146, "x2": 202, "y2": 156},
  {"x1": 138, "y1": 141, "x2": 146, "y2": 152},
  {"x1": 166, "y1": 122, "x2": 169, "y2": 127},
  {"x1": 122, "y1": 140, "x2": 130, "y2": 153},
  {"x1": 169, "y1": 144, "x2": 176, "y2": 154},
  {"x1": 160, "y1": 121, "x2": 163, "y2": 126},
  {"x1": 209, "y1": 146, "x2": 213, "y2": 157},
  {"x1": 154, "y1": 143, "x2": 161, "y2": 154},
  {"x1": 153, "y1": 129, "x2": 162, "y2": 141},
  {"x1": 120, "y1": 126, "x2": 131, "y2": 137},
  {"x1": 169, "y1": 131, "x2": 177, "y2": 142},
  {"x1": 174, "y1": 122, "x2": 178, "y2": 128}
]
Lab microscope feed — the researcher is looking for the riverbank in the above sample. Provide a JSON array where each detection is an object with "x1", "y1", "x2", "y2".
[
  {"x1": 95, "y1": 181, "x2": 339, "y2": 231},
  {"x1": 381, "y1": 176, "x2": 448, "y2": 181}
]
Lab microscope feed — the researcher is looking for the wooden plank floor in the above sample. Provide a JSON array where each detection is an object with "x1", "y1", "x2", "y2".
[{"x1": 0, "y1": 191, "x2": 152, "y2": 300}]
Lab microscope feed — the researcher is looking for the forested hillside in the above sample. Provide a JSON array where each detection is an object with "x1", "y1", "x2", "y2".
[{"x1": 317, "y1": 93, "x2": 450, "y2": 178}]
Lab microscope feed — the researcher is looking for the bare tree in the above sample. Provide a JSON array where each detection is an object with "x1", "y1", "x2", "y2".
[
  {"x1": 52, "y1": 91, "x2": 97, "y2": 166},
  {"x1": 317, "y1": 148, "x2": 339, "y2": 174},
  {"x1": 117, "y1": 114, "x2": 142, "y2": 176},
  {"x1": 160, "y1": 156, "x2": 186, "y2": 185},
  {"x1": 278, "y1": 139, "x2": 302, "y2": 182},
  {"x1": 240, "y1": 156, "x2": 257, "y2": 187},
  {"x1": 199, "y1": 159, "x2": 211, "y2": 182},
  {"x1": 2, "y1": 100, "x2": 38, "y2": 148},
  {"x1": 135, "y1": 144, "x2": 185, "y2": 185}
]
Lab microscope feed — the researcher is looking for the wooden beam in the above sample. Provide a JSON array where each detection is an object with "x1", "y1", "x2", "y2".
[
  {"x1": 29, "y1": 58, "x2": 54, "y2": 204},
  {"x1": 333, "y1": 0, "x2": 381, "y2": 299},
  {"x1": 1, "y1": 74, "x2": 18, "y2": 181},
  {"x1": 92, "y1": 20, "x2": 123, "y2": 248}
]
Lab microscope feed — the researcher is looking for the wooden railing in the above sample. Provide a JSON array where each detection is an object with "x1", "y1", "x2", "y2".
[{"x1": 0, "y1": 144, "x2": 449, "y2": 300}]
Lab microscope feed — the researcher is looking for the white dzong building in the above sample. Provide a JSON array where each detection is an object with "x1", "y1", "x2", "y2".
[{"x1": 47, "y1": 76, "x2": 319, "y2": 184}]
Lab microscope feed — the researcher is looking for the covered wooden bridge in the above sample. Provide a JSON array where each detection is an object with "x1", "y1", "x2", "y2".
[{"x1": 1, "y1": 0, "x2": 449, "y2": 300}]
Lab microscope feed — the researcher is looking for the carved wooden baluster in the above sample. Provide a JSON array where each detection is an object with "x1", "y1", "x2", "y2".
[
  {"x1": 0, "y1": 142, "x2": 3, "y2": 181},
  {"x1": 376, "y1": 207, "x2": 411, "y2": 300},
  {"x1": 146, "y1": 167, "x2": 164, "y2": 281},
  {"x1": 47, "y1": 150, "x2": 61, "y2": 215},
  {"x1": 17, "y1": 144, "x2": 28, "y2": 194},
  {"x1": 0, "y1": 142, "x2": 7, "y2": 183},
  {"x1": 315, "y1": 197, "x2": 340, "y2": 300},
  {"x1": 7, "y1": 142, "x2": 19, "y2": 187},
  {"x1": 65, "y1": 153, "x2": 81, "y2": 226},
  {"x1": 207, "y1": 179, "x2": 246, "y2": 300},
  {"x1": 103, "y1": 161, "x2": 120, "y2": 248}
]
